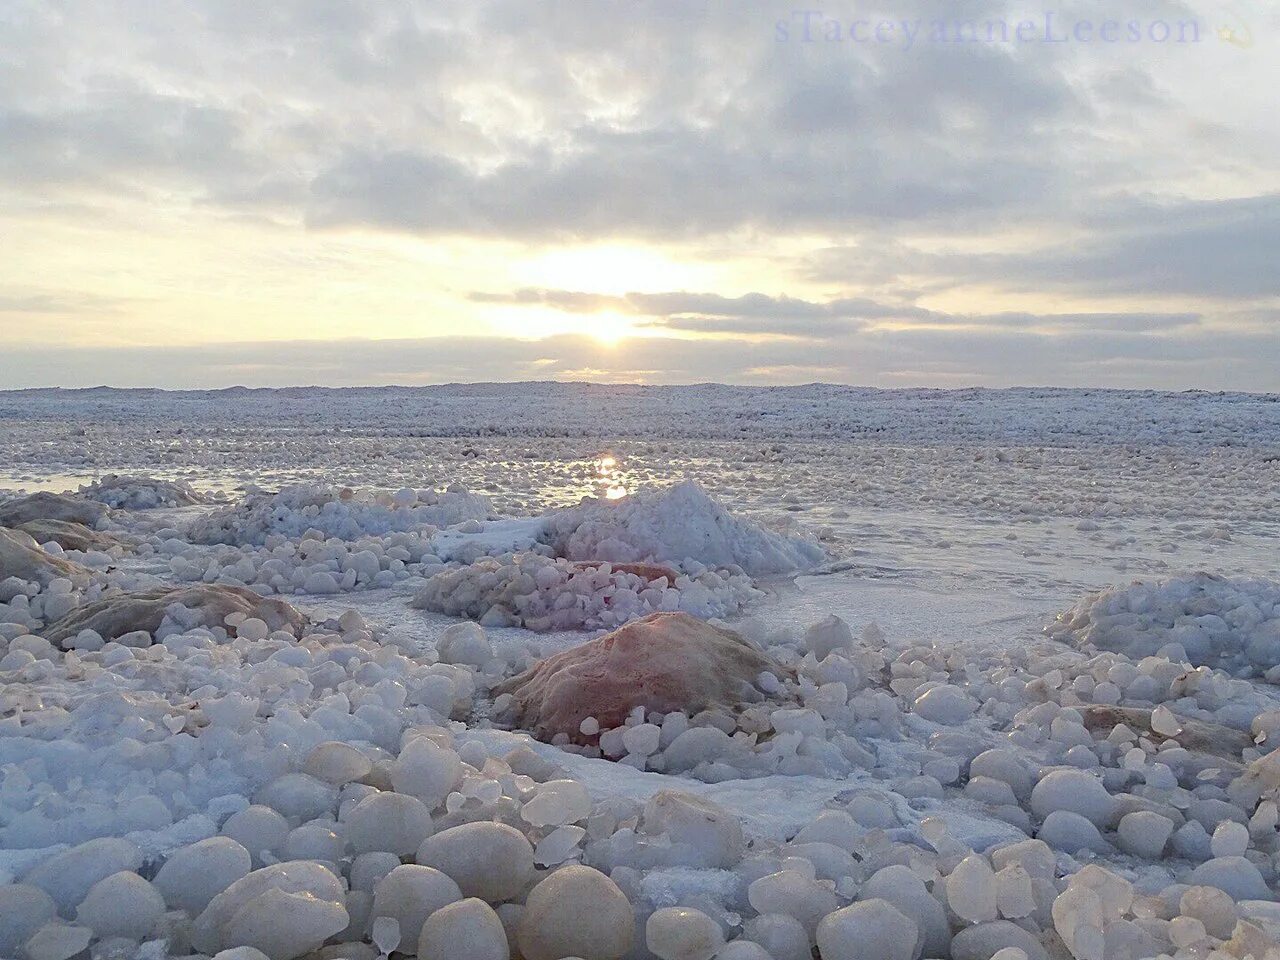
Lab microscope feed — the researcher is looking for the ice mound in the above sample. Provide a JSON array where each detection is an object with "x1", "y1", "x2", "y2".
[
  {"x1": 0, "y1": 527, "x2": 91, "y2": 584},
  {"x1": 492, "y1": 612, "x2": 792, "y2": 744},
  {"x1": 188, "y1": 484, "x2": 492, "y2": 546},
  {"x1": 43, "y1": 583, "x2": 305, "y2": 645},
  {"x1": 542, "y1": 481, "x2": 824, "y2": 576},
  {"x1": 1049, "y1": 573, "x2": 1280, "y2": 678},
  {"x1": 14, "y1": 518, "x2": 130, "y2": 553},
  {"x1": 0, "y1": 491, "x2": 109, "y2": 527},
  {"x1": 80, "y1": 473, "x2": 206, "y2": 509},
  {"x1": 411, "y1": 554, "x2": 760, "y2": 631}
]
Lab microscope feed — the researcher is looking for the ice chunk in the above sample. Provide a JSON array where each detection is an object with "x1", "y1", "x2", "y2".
[
  {"x1": 1209, "y1": 820, "x2": 1249, "y2": 858},
  {"x1": 0, "y1": 884, "x2": 58, "y2": 955},
  {"x1": 522, "y1": 779, "x2": 593, "y2": 827},
  {"x1": 642, "y1": 792, "x2": 745, "y2": 869},
  {"x1": 75, "y1": 870, "x2": 165, "y2": 940},
  {"x1": 646, "y1": 906, "x2": 725, "y2": 960},
  {"x1": 950, "y1": 921, "x2": 1049, "y2": 960},
  {"x1": 417, "y1": 897, "x2": 509, "y2": 960},
  {"x1": 517, "y1": 865, "x2": 635, "y2": 960},
  {"x1": 346, "y1": 791, "x2": 434, "y2": 856},
  {"x1": 416, "y1": 822, "x2": 536, "y2": 902},
  {"x1": 221, "y1": 805, "x2": 289, "y2": 862},
  {"x1": 1116, "y1": 811, "x2": 1173, "y2": 860},
  {"x1": 22, "y1": 923, "x2": 93, "y2": 960},
  {"x1": 23, "y1": 837, "x2": 144, "y2": 915},
  {"x1": 815, "y1": 898, "x2": 919, "y2": 960},
  {"x1": 254, "y1": 773, "x2": 338, "y2": 821},
  {"x1": 1187, "y1": 856, "x2": 1271, "y2": 900},
  {"x1": 303, "y1": 741, "x2": 373, "y2": 785},
  {"x1": 747, "y1": 870, "x2": 839, "y2": 938},
  {"x1": 154, "y1": 837, "x2": 253, "y2": 914},
  {"x1": 1029, "y1": 770, "x2": 1116, "y2": 828},
  {"x1": 437, "y1": 621, "x2": 494, "y2": 667},
  {"x1": 192, "y1": 861, "x2": 348, "y2": 960},
  {"x1": 392, "y1": 737, "x2": 464, "y2": 807},
  {"x1": 947, "y1": 854, "x2": 999, "y2": 923},
  {"x1": 913, "y1": 684, "x2": 978, "y2": 724},
  {"x1": 371, "y1": 864, "x2": 462, "y2": 947},
  {"x1": 862, "y1": 865, "x2": 949, "y2": 957}
]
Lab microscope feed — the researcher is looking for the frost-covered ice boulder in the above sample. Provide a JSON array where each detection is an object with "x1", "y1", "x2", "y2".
[
  {"x1": 80, "y1": 473, "x2": 205, "y2": 508},
  {"x1": 0, "y1": 491, "x2": 109, "y2": 527},
  {"x1": 542, "y1": 481, "x2": 824, "y2": 576},
  {"x1": 192, "y1": 861, "x2": 349, "y2": 960},
  {"x1": 189, "y1": 484, "x2": 491, "y2": 545},
  {"x1": 0, "y1": 527, "x2": 91, "y2": 584},
  {"x1": 154, "y1": 837, "x2": 253, "y2": 914},
  {"x1": 75, "y1": 871, "x2": 166, "y2": 940},
  {"x1": 43, "y1": 583, "x2": 304, "y2": 644},
  {"x1": 371, "y1": 864, "x2": 462, "y2": 948},
  {"x1": 1049, "y1": 573, "x2": 1280, "y2": 675},
  {"x1": 493, "y1": 612, "x2": 792, "y2": 743},
  {"x1": 517, "y1": 865, "x2": 635, "y2": 960}
]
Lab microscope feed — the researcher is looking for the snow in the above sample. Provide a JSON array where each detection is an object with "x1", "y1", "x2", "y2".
[{"x1": 3, "y1": 383, "x2": 1280, "y2": 960}]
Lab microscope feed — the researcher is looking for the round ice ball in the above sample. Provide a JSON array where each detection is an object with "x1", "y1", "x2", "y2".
[
  {"x1": 347, "y1": 791, "x2": 434, "y2": 856},
  {"x1": 76, "y1": 871, "x2": 165, "y2": 940},
  {"x1": 815, "y1": 898, "x2": 919, "y2": 960},
  {"x1": 221, "y1": 805, "x2": 289, "y2": 863},
  {"x1": 417, "y1": 897, "x2": 509, "y2": 960},
  {"x1": 646, "y1": 906, "x2": 725, "y2": 960},
  {"x1": 391, "y1": 737, "x2": 464, "y2": 808},
  {"x1": 517, "y1": 865, "x2": 635, "y2": 960},
  {"x1": 371, "y1": 864, "x2": 463, "y2": 948},
  {"x1": 304, "y1": 741, "x2": 373, "y2": 785},
  {"x1": 155, "y1": 837, "x2": 253, "y2": 915},
  {"x1": 22, "y1": 837, "x2": 143, "y2": 915},
  {"x1": 415, "y1": 821, "x2": 535, "y2": 903}
]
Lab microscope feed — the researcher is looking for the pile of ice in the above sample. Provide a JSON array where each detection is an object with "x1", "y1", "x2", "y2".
[
  {"x1": 412, "y1": 554, "x2": 760, "y2": 630},
  {"x1": 541, "y1": 480, "x2": 825, "y2": 576},
  {"x1": 188, "y1": 484, "x2": 492, "y2": 546},
  {"x1": 160, "y1": 530, "x2": 443, "y2": 596},
  {"x1": 1049, "y1": 573, "x2": 1280, "y2": 679},
  {"x1": 0, "y1": 491, "x2": 110, "y2": 528},
  {"x1": 6, "y1": 595, "x2": 1280, "y2": 959},
  {"x1": 80, "y1": 473, "x2": 207, "y2": 509}
]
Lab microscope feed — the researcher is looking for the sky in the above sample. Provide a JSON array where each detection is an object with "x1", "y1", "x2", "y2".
[{"x1": 1, "y1": 0, "x2": 1277, "y2": 391}]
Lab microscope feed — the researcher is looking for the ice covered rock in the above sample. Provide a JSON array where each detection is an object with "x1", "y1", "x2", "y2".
[
  {"x1": 43, "y1": 583, "x2": 304, "y2": 644},
  {"x1": 0, "y1": 527, "x2": 89, "y2": 584},
  {"x1": 0, "y1": 491, "x2": 109, "y2": 527},
  {"x1": 23, "y1": 837, "x2": 144, "y2": 915},
  {"x1": 543, "y1": 481, "x2": 824, "y2": 576},
  {"x1": 0, "y1": 884, "x2": 58, "y2": 955},
  {"x1": 417, "y1": 897, "x2": 509, "y2": 960},
  {"x1": 517, "y1": 865, "x2": 635, "y2": 960},
  {"x1": 815, "y1": 898, "x2": 919, "y2": 960},
  {"x1": 493, "y1": 612, "x2": 792, "y2": 743},
  {"x1": 75, "y1": 870, "x2": 165, "y2": 940},
  {"x1": 371, "y1": 864, "x2": 462, "y2": 947},
  {"x1": 415, "y1": 821, "x2": 535, "y2": 902},
  {"x1": 154, "y1": 837, "x2": 253, "y2": 914},
  {"x1": 641, "y1": 791, "x2": 745, "y2": 869},
  {"x1": 347, "y1": 791, "x2": 434, "y2": 856},
  {"x1": 646, "y1": 906, "x2": 725, "y2": 960},
  {"x1": 192, "y1": 861, "x2": 348, "y2": 960}
]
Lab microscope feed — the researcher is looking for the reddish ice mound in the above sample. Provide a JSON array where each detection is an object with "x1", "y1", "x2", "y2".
[{"x1": 492, "y1": 611, "x2": 790, "y2": 744}]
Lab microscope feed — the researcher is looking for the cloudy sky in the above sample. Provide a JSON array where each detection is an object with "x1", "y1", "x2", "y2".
[{"x1": 1, "y1": 0, "x2": 1277, "y2": 390}]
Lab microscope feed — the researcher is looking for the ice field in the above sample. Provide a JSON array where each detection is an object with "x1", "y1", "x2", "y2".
[{"x1": 2, "y1": 383, "x2": 1280, "y2": 960}]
